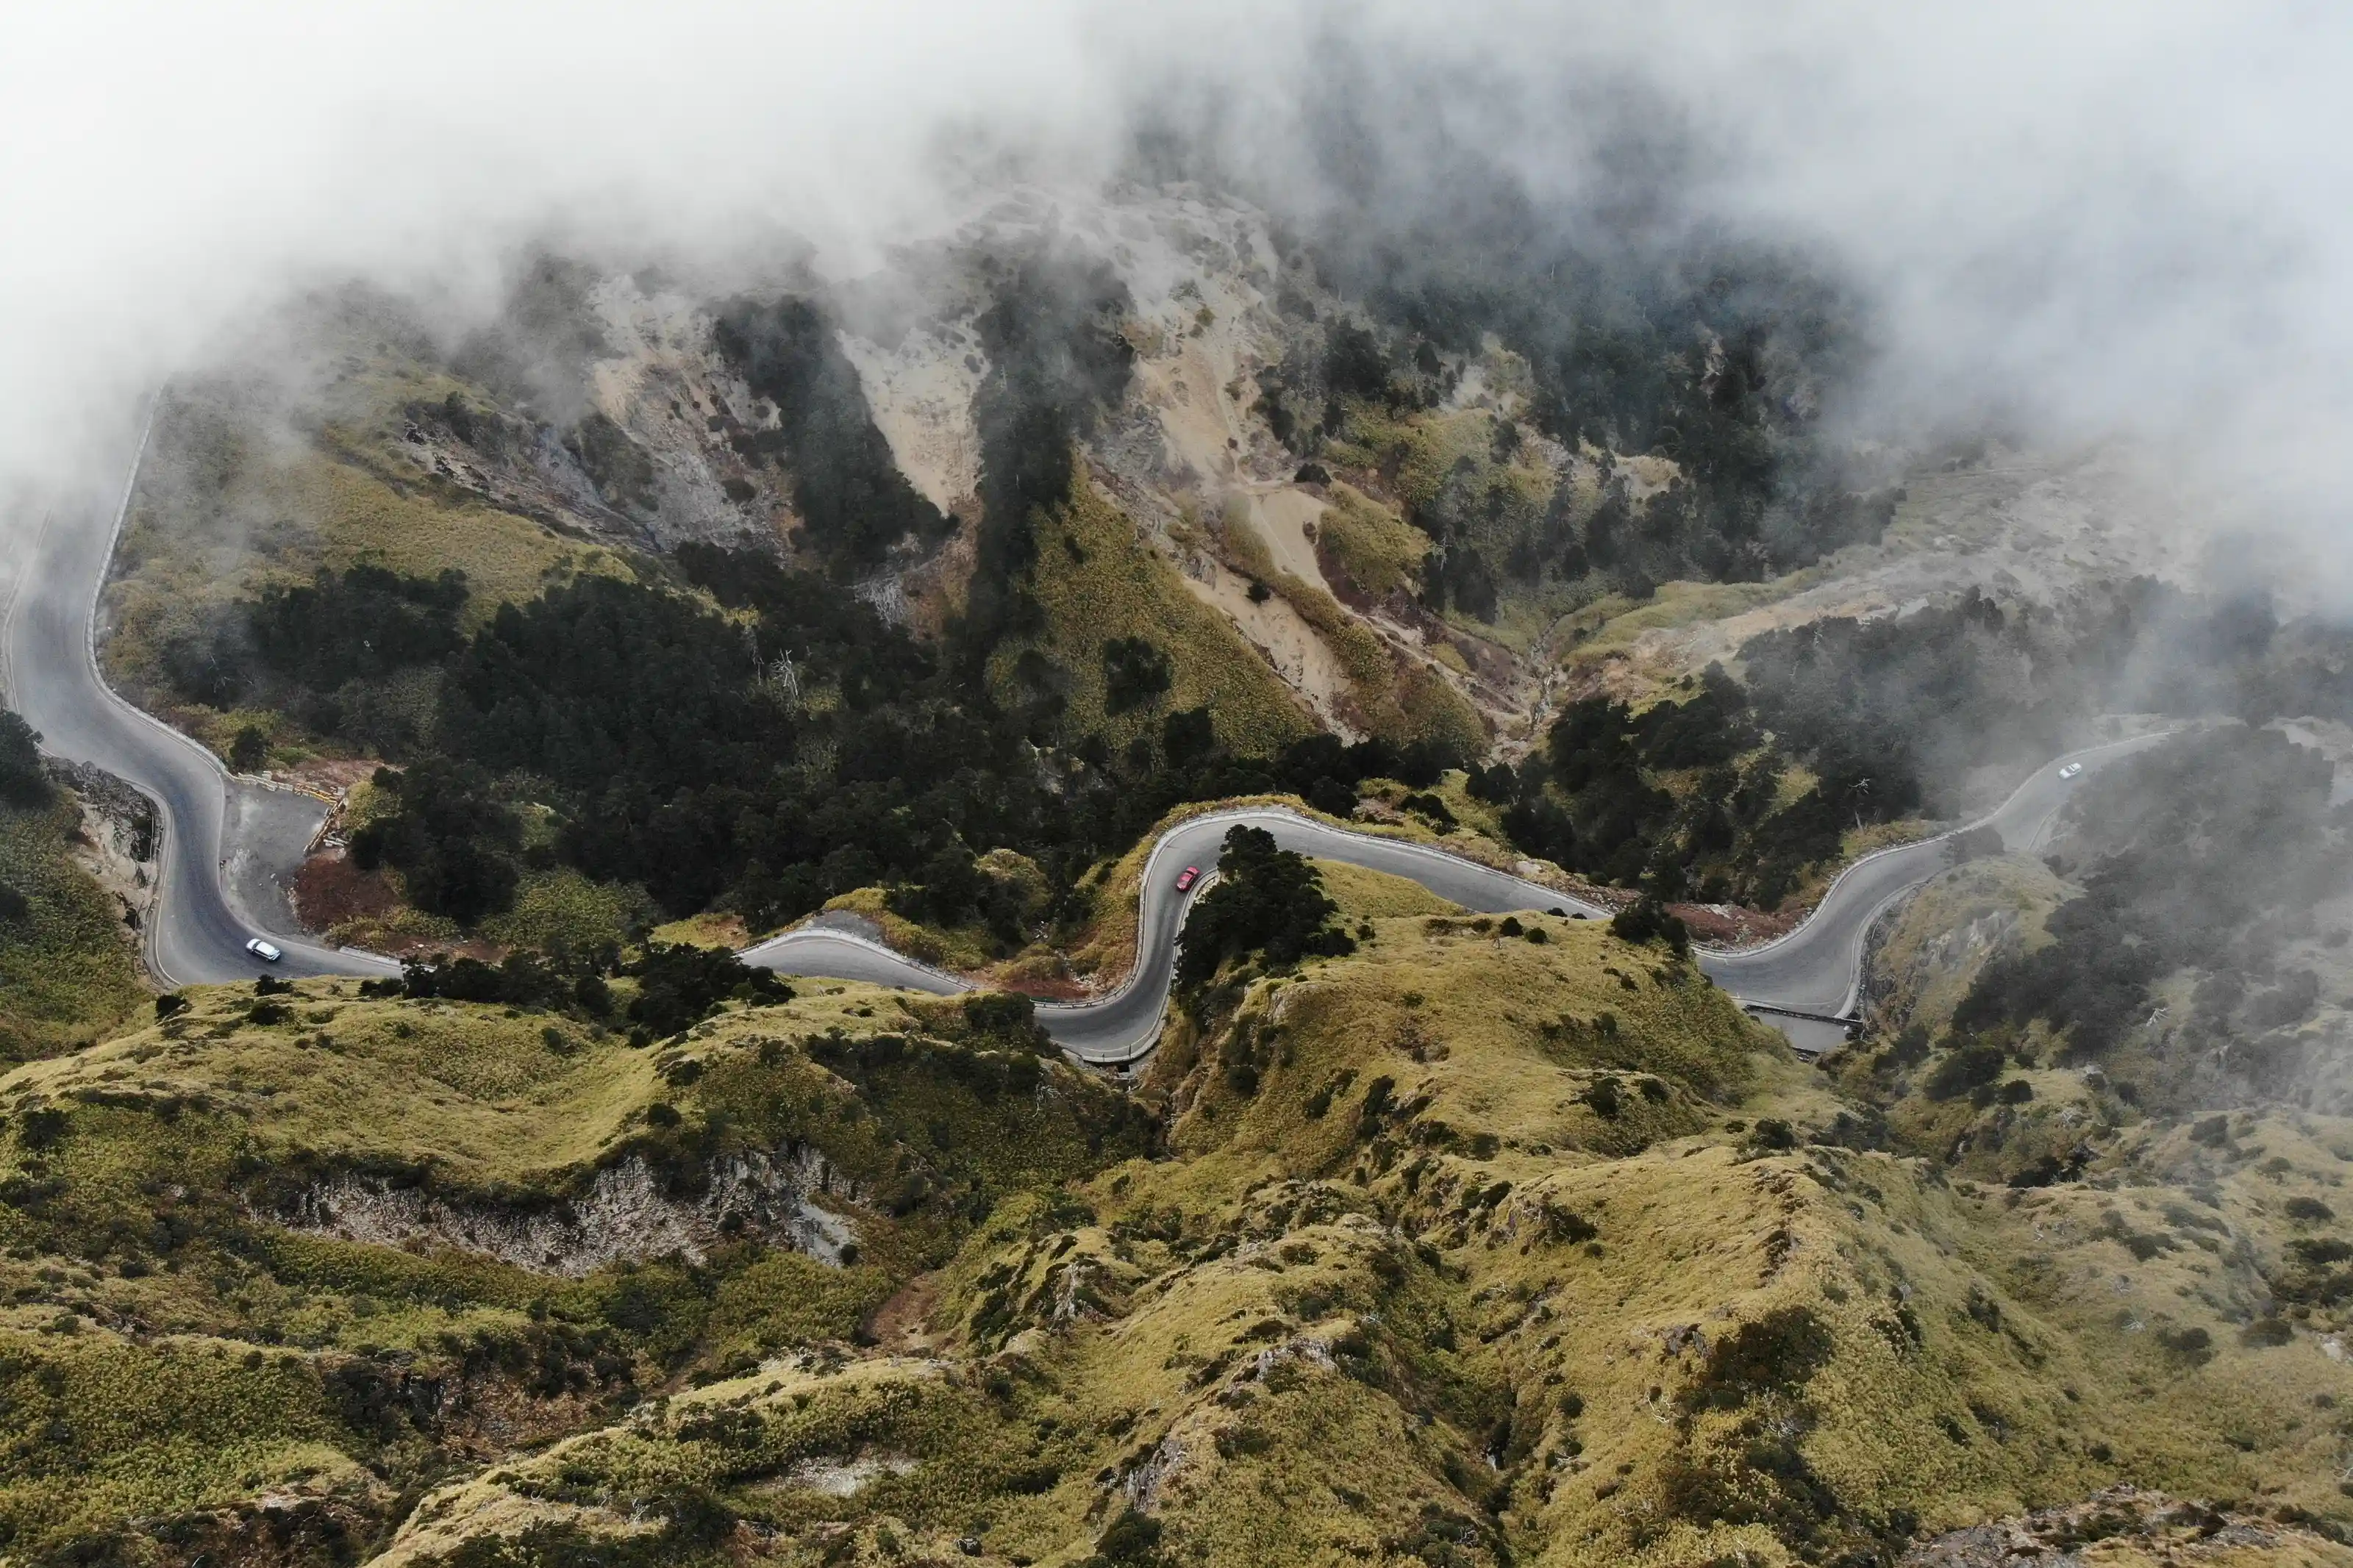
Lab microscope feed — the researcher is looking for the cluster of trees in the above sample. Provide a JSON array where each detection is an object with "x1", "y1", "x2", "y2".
[
  {"x1": 250, "y1": 565, "x2": 468, "y2": 692},
  {"x1": 349, "y1": 759, "x2": 524, "y2": 926},
  {"x1": 1736, "y1": 581, "x2": 2353, "y2": 810},
  {"x1": 1948, "y1": 727, "x2": 2347, "y2": 1091},
  {"x1": 0, "y1": 711, "x2": 47, "y2": 809},
  {"x1": 1610, "y1": 895, "x2": 1690, "y2": 954},
  {"x1": 1469, "y1": 582, "x2": 2353, "y2": 910},
  {"x1": 952, "y1": 246, "x2": 1138, "y2": 681},
  {"x1": 175, "y1": 514, "x2": 1477, "y2": 942},
  {"x1": 1248, "y1": 125, "x2": 1880, "y2": 591},
  {"x1": 159, "y1": 563, "x2": 471, "y2": 756},
  {"x1": 1175, "y1": 826, "x2": 1356, "y2": 989},
  {"x1": 885, "y1": 848, "x2": 1038, "y2": 945},
  {"x1": 432, "y1": 559, "x2": 1054, "y2": 928},
  {"x1": 1473, "y1": 667, "x2": 1913, "y2": 907},
  {"x1": 368, "y1": 940, "x2": 790, "y2": 1043},
  {"x1": 713, "y1": 296, "x2": 948, "y2": 575}
]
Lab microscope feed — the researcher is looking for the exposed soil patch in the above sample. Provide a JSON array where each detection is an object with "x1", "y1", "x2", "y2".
[
  {"x1": 1672, "y1": 901, "x2": 1801, "y2": 948},
  {"x1": 1176, "y1": 556, "x2": 1358, "y2": 736},
  {"x1": 290, "y1": 850, "x2": 399, "y2": 931},
  {"x1": 865, "y1": 1272, "x2": 946, "y2": 1353},
  {"x1": 1246, "y1": 486, "x2": 1332, "y2": 590}
]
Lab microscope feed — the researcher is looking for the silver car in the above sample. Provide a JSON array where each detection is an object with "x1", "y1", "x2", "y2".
[
  {"x1": 245, "y1": 937, "x2": 283, "y2": 963},
  {"x1": 2058, "y1": 762, "x2": 2084, "y2": 781}
]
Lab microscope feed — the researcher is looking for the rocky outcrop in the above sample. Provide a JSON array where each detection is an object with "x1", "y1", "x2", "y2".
[
  {"x1": 45, "y1": 757, "x2": 156, "y2": 946},
  {"x1": 280, "y1": 1148, "x2": 859, "y2": 1277},
  {"x1": 1903, "y1": 1486, "x2": 2353, "y2": 1564}
]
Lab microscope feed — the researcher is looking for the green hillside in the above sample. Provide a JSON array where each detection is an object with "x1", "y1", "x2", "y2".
[
  {"x1": 0, "y1": 890, "x2": 2324, "y2": 1564},
  {"x1": 0, "y1": 720, "x2": 146, "y2": 1062}
]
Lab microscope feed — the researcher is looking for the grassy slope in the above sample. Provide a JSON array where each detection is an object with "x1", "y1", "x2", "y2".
[
  {"x1": 1313, "y1": 858, "x2": 1463, "y2": 920},
  {"x1": 1870, "y1": 853, "x2": 2071, "y2": 1040},
  {"x1": 0, "y1": 979, "x2": 1151, "y2": 1558},
  {"x1": 1322, "y1": 402, "x2": 1566, "y2": 654},
  {"x1": 1218, "y1": 490, "x2": 1489, "y2": 753},
  {"x1": 1315, "y1": 481, "x2": 1429, "y2": 602},
  {"x1": 0, "y1": 798, "x2": 145, "y2": 1062},
  {"x1": 103, "y1": 374, "x2": 632, "y2": 765},
  {"x1": 379, "y1": 916, "x2": 2353, "y2": 1568},
  {"x1": 999, "y1": 479, "x2": 1314, "y2": 759},
  {"x1": 0, "y1": 812, "x2": 2342, "y2": 1564}
]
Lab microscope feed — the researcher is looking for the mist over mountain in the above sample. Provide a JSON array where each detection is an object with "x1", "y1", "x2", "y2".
[
  {"x1": 2, "y1": 2, "x2": 2349, "y2": 590},
  {"x1": 8, "y1": 8, "x2": 2353, "y2": 1568}
]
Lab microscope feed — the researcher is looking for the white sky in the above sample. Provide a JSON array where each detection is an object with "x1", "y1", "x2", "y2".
[{"x1": 4, "y1": 0, "x2": 2349, "y2": 573}]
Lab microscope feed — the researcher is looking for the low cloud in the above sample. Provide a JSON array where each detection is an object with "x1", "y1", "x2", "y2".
[{"x1": 5, "y1": 1, "x2": 2347, "y2": 590}]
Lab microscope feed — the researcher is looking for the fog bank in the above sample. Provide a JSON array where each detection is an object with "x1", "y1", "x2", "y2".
[{"x1": 5, "y1": 1, "x2": 2348, "y2": 584}]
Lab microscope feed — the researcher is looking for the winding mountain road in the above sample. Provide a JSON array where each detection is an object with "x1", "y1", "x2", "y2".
[
  {"x1": 2, "y1": 465, "x2": 401, "y2": 989},
  {"x1": 745, "y1": 728, "x2": 2165, "y2": 1064},
  {"x1": 3, "y1": 439, "x2": 2167, "y2": 1061}
]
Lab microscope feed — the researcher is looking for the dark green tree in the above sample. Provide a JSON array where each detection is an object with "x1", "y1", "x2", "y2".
[
  {"x1": 1176, "y1": 826, "x2": 1354, "y2": 987},
  {"x1": 0, "y1": 710, "x2": 47, "y2": 807}
]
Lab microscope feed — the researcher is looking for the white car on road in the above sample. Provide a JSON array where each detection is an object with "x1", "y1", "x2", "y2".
[
  {"x1": 245, "y1": 937, "x2": 283, "y2": 963},
  {"x1": 2057, "y1": 762, "x2": 2084, "y2": 780}
]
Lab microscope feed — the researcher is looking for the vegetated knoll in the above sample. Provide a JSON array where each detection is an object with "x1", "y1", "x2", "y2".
[
  {"x1": 106, "y1": 362, "x2": 632, "y2": 767},
  {"x1": 993, "y1": 476, "x2": 1314, "y2": 759},
  {"x1": 1463, "y1": 578, "x2": 2344, "y2": 925},
  {"x1": 0, "y1": 711, "x2": 147, "y2": 1063},
  {"x1": 1865, "y1": 851, "x2": 2072, "y2": 1045},
  {"x1": 0, "y1": 977, "x2": 1149, "y2": 1560},
  {"x1": 384, "y1": 907, "x2": 2353, "y2": 1568},
  {"x1": 1837, "y1": 725, "x2": 2353, "y2": 1195}
]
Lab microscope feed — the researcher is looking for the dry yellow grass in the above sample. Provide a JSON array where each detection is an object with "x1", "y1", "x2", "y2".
[
  {"x1": 998, "y1": 479, "x2": 1314, "y2": 758},
  {"x1": 181, "y1": 907, "x2": 2353, "y2": 1567},
  {"x1": 0, "y1": 801, "x2": 146, "y2": 1063},
  {"x1": 1314, "y1": 859, "x2": 1463, "y2": 920},
  {"x1": 1315, "y1": 482, "x2": 1431, "y2": 601}
]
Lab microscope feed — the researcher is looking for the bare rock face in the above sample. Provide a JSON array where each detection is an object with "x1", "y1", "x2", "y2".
[
  {"x1": 1902, "y1": 1486, "x2": 2353, "y2": 1565},
  {"x1": 280, "y1": 1147, "x2": 860, "y2": 1276},
  {"x1": 45, "y1": 757, "x2": 156, "y2": 943}
]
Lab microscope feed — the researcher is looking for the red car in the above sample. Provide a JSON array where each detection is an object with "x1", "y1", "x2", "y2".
[{"x1": 1174, "y1": 865, "x2": 1201, "y2": 892}]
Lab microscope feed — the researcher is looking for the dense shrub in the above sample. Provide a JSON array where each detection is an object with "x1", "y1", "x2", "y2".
[
  {"x1": 1610, "y1": 895, "x2": 1688, "y2": 954},
  {"x1": 1176, "y1": 826, "x2": 1355, "y2": 987},
  {"x1": 1101, "y1": 637, "x2": 1174, "y2": 714},
  {"x1": 1681, "y1": 1306, "x2": 1838, "y2": 1410},
  {"x1": 0, "y1": 711, "x2": 49, "y2": 808},
  {"x1": 349, "y1": 759, "x2": 523, "y2": 925},
  {"x1": 390, "y1": 950, "x2": 593, "y2": 1012},
  {"x1": 713, "y1": 296, "x2": 946, "y2": 573}
]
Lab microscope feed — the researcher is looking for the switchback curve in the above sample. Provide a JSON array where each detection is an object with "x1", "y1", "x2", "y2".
[{"x1": 7, "y1": 434, "x2": 2169, "y2": 1064}]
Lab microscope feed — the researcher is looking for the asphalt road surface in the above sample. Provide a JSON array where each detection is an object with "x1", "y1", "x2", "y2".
[
  {"x1": 7, "y1": 431, "x2": 2169, "y2": 1058},
  {"x1": 1699, "y1": 730, "x2": 2174, "y2": 1021},
  {"x1": 2, "y1": 475, "x2": 399, "y2": 989},
  {"x1": 748, "y1": 737, "x2": 2163, "y2": 1064},
  {"x1": 746, "y1": 808, "x2": 1616, "y2": 1063}
]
